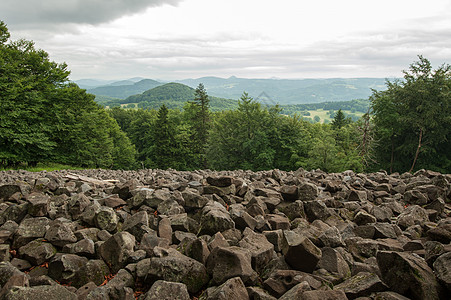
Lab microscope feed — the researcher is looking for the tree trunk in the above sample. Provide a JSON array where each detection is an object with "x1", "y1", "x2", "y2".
[{"x1": 409, "y1": 128, "x2": 423, "y2": 173}]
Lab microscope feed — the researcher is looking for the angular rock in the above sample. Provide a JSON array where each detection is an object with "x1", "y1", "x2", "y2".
[
  {"x1": 3, "y1": 285, "x2": 77, "y2": 300},
  {"x1": 72, "y1": 259, "x2": 110, "y2": 288},
  {"x1": 99, "y1": 231, "x2": 135, "y2": 273},
  {"x1": 317, "y1": 247, "x2": 351, "y2": 283},
  {"x1": 13, "y1": 217, "x2": 50, "y2": 248},
  {"x1": 200, "y1": 201, "x2": 235, "y2": 235},
  {"x1": 239, "y1": 228, "x2": 274, "y2": 273},
  {"x1": 206, "y1": 176, "x2": 233, "y2": 187},
  {"x1": 144, "y1": 280, "x2": 190, "y2": 300},
  {"x1": 246, "y1": 286, "x2": 277, "y2": 300},
  {"x1": 44, "y1": 218, "x2": 77, "y2": 247},
  {"x1": 377, "y1": 250, "x2": 442, "y2": 300},
  {"x1": 297, "y1": 290, "x2": 348, "y2": 300},
  {"x1": 266, "y1": 214, "x2": 290, "y2": 230},
  {"x1": 396, "y1": 205, "x2": 429, "y2": 230},
  {"x1": 47, "y1": 254, "x2": 88, "y2": 285},
  {"x1": 147, "y1": 249, "x2": 209, "y2": 293},
  {"x1": 26, "y1": 192, "x2": 50, "y2": 217},
  {"x1": 281, "y1": 231, "x2": 322, "y2": 273},
  {"x1": 334, "y1": 271, "x2": 387, "y2": 299},
  {"x1": 354, "y1": 210, "x2": 376, "y2": 225},
  {"x1": 304, "y1": 200, "x2": 331, "y2": 223},
  {"x1": 433, "y1": 252, "x2": 451, "y2": 292},
  {"x1": 206, "y1": 246, "x2": 257, "y2": 286},
  {"x1": 122, "y1": 210, "x2": 149, "y2": 240},
  {"x1": 18, "y1": 239, "x2": 56, "y2": 265},
  {"x1": 204, "y1": 277, "x2": 249, "y2": 300},
  {"x1": 94, "y1": 206, "x2": 118, "y2": 232},
  {"x1": 298, "y1": 182, "x2": 318, "y2": 201}
]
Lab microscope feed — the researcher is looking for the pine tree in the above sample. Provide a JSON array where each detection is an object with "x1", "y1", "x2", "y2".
[
  {"x1": 190, "y1": 83, "x2": 210, "y2": 168},
  {"x1": 153, "y1": 104, "x2": 174, "y2": 169}
]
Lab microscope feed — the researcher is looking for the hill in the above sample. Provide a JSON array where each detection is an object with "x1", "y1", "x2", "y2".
[
  {"x1": 76, "y1": 76, "x2": 389, "y2": 104},
  {"x1": 87, "y1": 79, "x2": 163, "y2": 99},
  {"x1": 123, "y1": 82, "x2": 238, "y2": 111},
  {"x1": 178, "y1": 76, "x2": 388, "y2": 104}
]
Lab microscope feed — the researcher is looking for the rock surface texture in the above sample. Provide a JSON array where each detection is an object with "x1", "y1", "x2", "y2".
[{"x1": 0, "y1": 168, "x2": 450, "y2": 299}]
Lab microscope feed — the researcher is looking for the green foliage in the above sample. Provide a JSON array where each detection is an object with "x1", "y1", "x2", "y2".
[
  {"x1": 371, "y1": 56, "x2": 451, "y2": 173},
  {"x1": 0, "y1": 21, "x2": 136, "y2": 169}
]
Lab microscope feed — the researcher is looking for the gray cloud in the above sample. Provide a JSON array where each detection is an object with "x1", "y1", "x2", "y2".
[{"x1": 2, "y1": 0, "x2": 183, "y2": 26}]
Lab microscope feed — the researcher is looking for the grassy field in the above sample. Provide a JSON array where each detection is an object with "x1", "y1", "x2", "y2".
[{"x1": 303, "y1": 109, "x2": 364, "y2": 123}]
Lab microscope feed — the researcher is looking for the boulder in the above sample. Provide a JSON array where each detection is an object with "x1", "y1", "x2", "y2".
[
  {"x1": 206, "y1": 246, "x2": 257, "y2": 286},
  {"x1": 377, "y1": 250, "x2": 442, "y2": 300},
  {"x1": 281, "y1": 231, "x2": 322, "y2": 273},
  {"x1": 144, "y1": 280, "x2": 190, "y2": 300},
  {"x1": 99, "y1": 231, "x2": 135, "y2": 273},
  {"x1": 146, "y1": 248, "x2": 209, "y2": 293}
]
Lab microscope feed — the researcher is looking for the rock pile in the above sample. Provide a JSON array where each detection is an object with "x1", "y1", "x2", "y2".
[{"x1": 0, "y1": 168, "x2": 450, "y2": 299}]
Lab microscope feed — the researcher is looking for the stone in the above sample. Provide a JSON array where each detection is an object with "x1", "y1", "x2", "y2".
[
  {"x1": 317, "y1": 247, "x2": 351, "y2": 283},
  {"x1": 354, "y1": 210, "x2": 377, "y2": 225},
  {"x1": 179, "y1": 237, "x2": 210, "y2": 265},
  {"x1": 396, "y1": 205, "x2": 429, "y2": 230},
  {"x1": 263, "y1": 270, "x2": 324, "y2": 298},
  {"x1": 200, "y1": 201, "x2": 235, "y2": 235},
  {"x1": 348, "y1": 190, "x2": 367, "y2": 202},
  {"x1": 44, "y1": 218, "x2": 77, "y2": 247},
  {"x1": 144, "y1": 280, "x2": 190, "y2": 300},
  {"x1": 206, "y1": 246, "x2": 257, "y2": 286},
  {"x1": 246, "y1": 286, "x2": 277, "y2": 300},
  {"x1": 26, "y1": 192, "x2": 50, "y2": 217},
  {"x1": 266, "y1": 214, "x2": 290, "y2": 230},
  {"x1": 75, "y1": 282, "x2": 97, "y2": 300},
  {"x1": 334, "y1": 272, "x2": 387, "y2": 299},
  {"x1": 3, "y1": 285, "x2": 77, "y2": 300},
  {"x1": 280, "y1": 200, "x2": 305, "y2": 220},
  {"x1": 128, "y1": 188, "x2": 154, "y2": 208},
  {"x1": 205, "y1": 277, "x2": 249, "y2": 300},
  {"x1": 68, "y1": 193, "x2": 91, "y2": 219},
  {"x1": 280, "y1": 185, "x2": 299, "y2": 201},
  {"x1": 304, "y1": 200, "x2": 331, "y2": 222},
  {"x1": 99, "y1": 231, "x2": 135, "y2": 273},
  {"x1": 94, "y1": 206, "x2": 118, "y2": 232},
  {"x1": 377, "y1": 250, "x2": 442, "y2": 300},
  {"x1": 18, "y1": 239, "x2": 56, "y2": 265},
  {"x1": 239, "y1": 228, "x2": 275, "y2": 273},
  {"x1": 182, "y1": 190, "x2": 209, "y2": 209},
  {"x1": 297, "y1": 290, "x2": 348, "y2": 300},
  {"x1": 47, "y1": 253, "x2": 88, "y2": 285},
  {"x1": 298, "y1": 182, "x2": 318, "y2": 201},
  {"x1": 13, "y1": 217, "x2": 50, "y2": 248},
  {"x1": 70, "y1": 238, "x2": 95, "y2": 257},
  {"x1": 147, "y1": 249, "x2": 209, "y2": 293},
  {"x1": 72, "y1": 259, "x2": 110, "y2": 288},
  {"x1": 433, "y1": 252, "x2": 451, "y2": 292},
  {"x1": 122, "y1": 210, "x2": 149, "y2": 240},
  {"x1": 206, "y1": 176, "x2": 234, "y2": 187},
  {"x1": 157, "y1": 216, "x2": 173, "y2": 241},
  {"x1": 281, "y1": 231, "x2": 322, "y2": 273}
]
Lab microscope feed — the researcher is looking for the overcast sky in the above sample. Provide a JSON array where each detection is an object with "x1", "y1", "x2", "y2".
[{"x1": 3, "y1": 0, "x2": 451, "y2": 80}]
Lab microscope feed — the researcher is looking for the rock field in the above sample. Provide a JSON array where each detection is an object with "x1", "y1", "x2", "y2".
[{"x1": 0, "y1": 167, "x2": 450, "y2": 299}]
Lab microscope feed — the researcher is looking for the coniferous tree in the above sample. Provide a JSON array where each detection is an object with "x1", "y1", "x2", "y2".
[
  {"x1": 190, "y1": 83, "x2": 210, "y2": 168},
  {"x1": 153, "y1": 104, "x2": 174, "y2": 169}
]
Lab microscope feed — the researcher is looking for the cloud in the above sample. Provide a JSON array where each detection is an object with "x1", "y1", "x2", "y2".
[{"x1": 2, "y1": 0, "x2": 184, "y2": 26}]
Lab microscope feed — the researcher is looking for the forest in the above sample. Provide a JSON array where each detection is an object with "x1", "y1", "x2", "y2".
[{"x1": 1, "y1": 21, "x2": 450, "y2": 173}]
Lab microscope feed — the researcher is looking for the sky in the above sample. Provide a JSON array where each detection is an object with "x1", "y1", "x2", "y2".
[{"x1": 2, "y1": 0, "x2": 451, "y2": 81}]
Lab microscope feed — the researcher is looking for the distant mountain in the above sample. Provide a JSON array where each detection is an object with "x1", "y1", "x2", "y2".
[
  {"x1": 74, "y1": 79, "x2": 117, "y2": 89},
  {"x1": 125, "y1": 82, "x2": 238, "y2": 111},
  {"x1": 87, "y1": 79, "x2": 163, "y2": 99},
  {"x1": 76, "y1": 76, "x2": 389, "y2": 104},
  {"x1": 177, "y1": 76, "x2": 388, "y2": 104}
]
